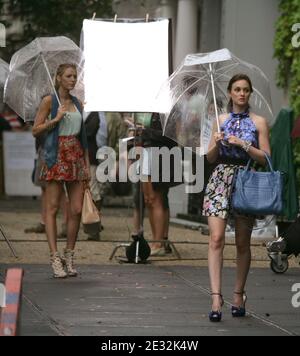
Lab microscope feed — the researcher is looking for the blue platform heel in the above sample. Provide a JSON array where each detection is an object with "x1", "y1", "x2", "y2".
[
  {"x1": 209, "y1": 293, "x2": 224, "y2": 322},
  {"x1": 231, "y1": 291, "x2": 247, "y2": 317}
]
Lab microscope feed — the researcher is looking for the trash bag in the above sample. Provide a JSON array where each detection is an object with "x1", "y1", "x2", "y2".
[{"x1": 126, "y1": 233, "x2": 151, "y2": 263}]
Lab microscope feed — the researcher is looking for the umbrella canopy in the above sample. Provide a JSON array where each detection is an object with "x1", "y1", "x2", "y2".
[
  {"x1": 0, "y1": 58, "x2": 9, "y2": 103},
  {"x1": 271, "y1": 108, "x2": 299, "y2": 221},
  {"x1": 158, "y1": 48, "x2": 274, "y2": 153},
  {"x1": 291, "y1": 116, "x2": 300, "y2": 139},
  {"x1": 4, "y1": 36, "x2": 84, "y2": 121}
]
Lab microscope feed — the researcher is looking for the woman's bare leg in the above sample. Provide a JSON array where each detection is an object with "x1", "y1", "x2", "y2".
[
  {"x1": 45, "y1": 181, "x2": 64, "y2": 253},
  {"x1": 41, "y1": 187, "x2": 46, "y2": 225},
  {"x1": 65, "y1": 181, "x2": 84, "y2": 250},
  {"x1": 233, "y1": 216, "x2": 254, "y2": 306},
  {"x1": 163, "y1": 208, "x2": 170, "y2": 238},
  {"x1": 61, "y1": 191, "x2": 69, "y2": 228},
  {"x1": 143, "y1": 181, "x2": 165, "y2": 249},
  {"x1": 208, "y1": 217, "x2": 227, "y2": 310}
]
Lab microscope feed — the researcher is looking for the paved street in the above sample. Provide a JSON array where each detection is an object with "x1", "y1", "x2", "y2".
[
  {"x1": 1, "y1": 264, "x2": 299, "y2": 336},
  {"x1": 0, "y1": 197, "x2": 299, "y2": 336}
]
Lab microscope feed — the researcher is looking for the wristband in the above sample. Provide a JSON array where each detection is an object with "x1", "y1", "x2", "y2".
[{"x1": 242, "y1": 140, "x2": 252, "y2": 152}]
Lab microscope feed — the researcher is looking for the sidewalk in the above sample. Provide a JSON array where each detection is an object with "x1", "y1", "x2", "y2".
[
  {"x1": 0, "y1": 197, "x2": 299, "y2": 336},
  {"x1": 1, "y1": 264, "x2": 299, "y2": 336}
]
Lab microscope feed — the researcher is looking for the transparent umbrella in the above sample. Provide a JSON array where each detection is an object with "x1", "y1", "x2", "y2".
[
  {"x1": 0, "y1": 58, "x2": 9, "y2": 103},
  {"x1": 158, "y1": 48, "x2": 274, "y2": 154},
  {"x1": 4, "y1": 36, "x2": 84, "y2": 121}
]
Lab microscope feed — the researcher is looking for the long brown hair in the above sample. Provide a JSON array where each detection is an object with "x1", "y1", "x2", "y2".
[
  {"x1": 54, "y1": 63, "x2": 77, "y2": 91},
  {"x1": 227, "y1": 74, "x2": 253, "y2": 112}
]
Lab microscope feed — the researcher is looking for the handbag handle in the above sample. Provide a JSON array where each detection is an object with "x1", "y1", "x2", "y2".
[{"x1": 245, "y1": 152, "x2": 274, "y2": 172}]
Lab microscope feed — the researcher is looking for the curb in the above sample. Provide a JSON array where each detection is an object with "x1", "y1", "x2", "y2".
[{"x1": 0, "y1": 268, "x2": 24, "y2": 336}]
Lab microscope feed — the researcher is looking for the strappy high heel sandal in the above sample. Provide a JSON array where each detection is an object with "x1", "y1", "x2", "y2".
[
  {"x1": 50, "y1": 252, "x2": 67, "y2": 279},
  {"x1": 231, "y1": 291, "x2": 247, "y2": 317},
  {"x1": 209, "y1": 293, "x2": 224, "y2": 322}
]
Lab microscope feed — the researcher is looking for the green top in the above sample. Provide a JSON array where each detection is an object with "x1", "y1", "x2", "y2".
[
  {"x1": 59, "y1": 111, "x2": 82, "y2": 136},
  {"x1": 134, "y1": 113, "x2": 152, "y2": 128}
]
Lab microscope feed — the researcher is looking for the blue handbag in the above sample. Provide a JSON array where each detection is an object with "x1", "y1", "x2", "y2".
[{"x1": 231, "y1": 153, "x2": 284, "y2": 215}]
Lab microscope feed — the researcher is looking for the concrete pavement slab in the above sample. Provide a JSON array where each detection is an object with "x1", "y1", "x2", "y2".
[{"x1": 1, "y1": 264, "x2": 299, "y2": 336}]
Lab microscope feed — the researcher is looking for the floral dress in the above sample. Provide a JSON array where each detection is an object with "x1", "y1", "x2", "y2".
[{"x1": 202, "y1": 112, "x2": 258, "y2": 219}]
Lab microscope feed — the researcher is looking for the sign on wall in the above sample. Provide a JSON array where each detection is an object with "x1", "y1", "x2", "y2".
[{"x1": 3, "y1": 132, "x2": 41, "y2": 196}]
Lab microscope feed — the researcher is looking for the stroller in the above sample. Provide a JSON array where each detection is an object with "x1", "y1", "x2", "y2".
[{"x1": 267, "y1": 217, "x2": 300, "y2": 274}]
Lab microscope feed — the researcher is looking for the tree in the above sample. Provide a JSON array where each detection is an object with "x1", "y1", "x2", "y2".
[
  {"x1": 274, "y1": 0, "x2": 300, "y2": 184},
  {"x1": 0, "y1": 0, "x2": 113, "y2": 60}
]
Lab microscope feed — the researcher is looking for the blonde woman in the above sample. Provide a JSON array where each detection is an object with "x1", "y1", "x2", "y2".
[{"x1": 33, "y1": 64, "x2": 90, "y2": 278}]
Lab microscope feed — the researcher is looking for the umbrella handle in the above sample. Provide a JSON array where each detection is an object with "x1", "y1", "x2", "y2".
[
  {"x1": 209, "y1": 63, "x2": 221, "y2": 133},
  {"x1": 41, "y1": 54, "x2": 61, "y2": 106}
]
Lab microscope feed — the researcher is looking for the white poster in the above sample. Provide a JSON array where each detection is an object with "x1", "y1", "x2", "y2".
[
  {"x1": 3, "y1": 132, "x2": 41, "y2": 196},
  {"x1": 82, "y1": 19, "x2": 170, "y2": 113}
]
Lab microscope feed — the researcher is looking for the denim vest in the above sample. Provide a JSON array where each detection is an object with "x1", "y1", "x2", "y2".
[{"x1": 44, "y1": 94, "x2": 88, "y2": 168}]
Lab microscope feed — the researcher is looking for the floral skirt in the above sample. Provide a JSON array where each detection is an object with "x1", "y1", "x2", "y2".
[
  {"x1": 203, "y1": 163, "x2": 259, "y2": 221},
  {"x1": 40, "y1": 136, "x2": 88, "y2": 182},
  {"x1": 202, "y1": 164, "x2": 238, "y2": 220}
]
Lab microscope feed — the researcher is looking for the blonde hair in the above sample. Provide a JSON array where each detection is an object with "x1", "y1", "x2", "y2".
[{"x1": 54, "y1": 63, "x2": 77, "y2": 90}]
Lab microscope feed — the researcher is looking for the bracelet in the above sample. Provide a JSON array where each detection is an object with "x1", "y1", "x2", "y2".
[{"x1": 242, "y1": 140, "x2": 252, "y2": 152}]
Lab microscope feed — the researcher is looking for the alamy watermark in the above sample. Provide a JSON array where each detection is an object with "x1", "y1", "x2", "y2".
[
  {"x1": 0, "y1": 23, "x2": 6, "y2": 47},
  {"x1": 0, "y1": 283, "x2": 6, "y2": 308},
  {"x1": 292, "y1": 23, "x2": 300, "y2": 48},
  {"x1": 96, "y1": 140, "x2": 205, "y2": 194},
  {"x1": 291, "y1": 283, "x2": 300, "y2": 308}
]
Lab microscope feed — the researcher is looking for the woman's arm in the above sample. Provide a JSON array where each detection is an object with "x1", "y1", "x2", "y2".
[
  {"x1": 206, "y1": 115, "x2": 226, "y2": 163},
  {"x1": 248, "y1": 116, "x2": 271, "y2": 165},
  {"x1": 32, "y1": 96, "x2": 67, "y2": 137},
  {"x1": 32, "y1": 96, "x2": 51, "y2": 137}
]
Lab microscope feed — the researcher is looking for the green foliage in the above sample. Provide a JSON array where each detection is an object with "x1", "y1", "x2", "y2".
[
  {"x1": 274, "y1": 0, "x2": 300, "y2": 185},
  {"x1": 274, "y1": 0, "x2": 300, "y2": 88},
  {"x1": 0, "y1": 0, "x2": 113, "y2": 60}
]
